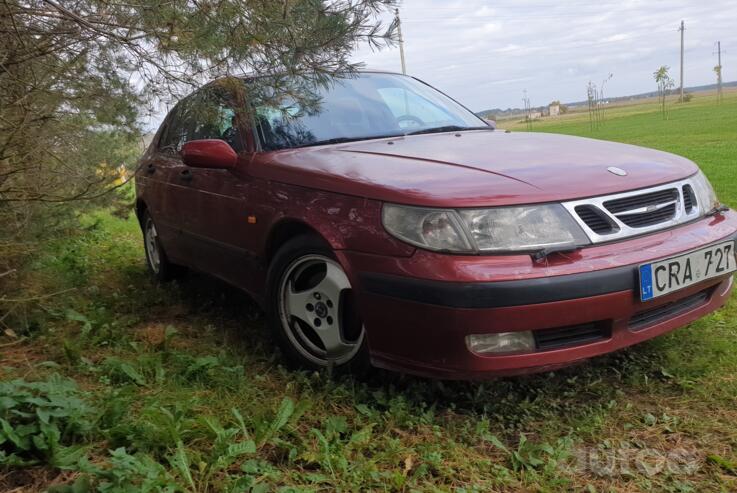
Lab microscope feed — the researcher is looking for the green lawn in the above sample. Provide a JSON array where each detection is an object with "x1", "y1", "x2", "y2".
[
  {"x1": 2, "y1": 93, "x2": 737, "y2": 492},
  {"x1": 506, "y1": 90, "x2": 737, "y2": 206}
]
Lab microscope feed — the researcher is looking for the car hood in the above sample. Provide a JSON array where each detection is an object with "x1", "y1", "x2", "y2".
[{"x1": 252, "y1": 130, "x2": 699, "y2": 207}]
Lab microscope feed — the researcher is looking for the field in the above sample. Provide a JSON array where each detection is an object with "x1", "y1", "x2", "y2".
[
  {"x1": 505, "y1": 90, "x2": 737, "y2": 208},
  {"x1": 2, "y1": 92, "x2": 737, "y2": 492}
]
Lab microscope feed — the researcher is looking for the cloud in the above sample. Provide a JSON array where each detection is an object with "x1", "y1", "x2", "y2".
[{"x1": 353, "y1": 0, "x2": 735, "y2": 110}]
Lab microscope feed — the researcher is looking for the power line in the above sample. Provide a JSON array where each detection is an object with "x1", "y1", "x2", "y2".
[
  {"x1": 400, "y1": 6, "x2": 718, "y2": 23},
  {"x1": 401, "y1": 26, "x2": 678, "y2": 67},
  {"x1": 679, "y1": 20, "x2": 685, "y2": 103}
]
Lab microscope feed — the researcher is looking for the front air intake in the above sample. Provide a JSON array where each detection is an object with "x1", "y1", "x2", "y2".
[
  {"x1": 534, "y1": 322, "x2": 611, "y2": 351},
  {"x1": 682, "y1": 184, "x2": 697, "y2": 213},
  {"x1": 574, "y1": 205, "x2": 618, "y2": 235}
]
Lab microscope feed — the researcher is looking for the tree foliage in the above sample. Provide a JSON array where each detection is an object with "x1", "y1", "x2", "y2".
[
  {"x1": 0, "y1": 0, "x2": 396, "y2": 287},
  {"x1": 714, "y1": 64, "x2": 723, "y2": 104},
  {"x1": 653, "y1": 65, "x2": 674, "y2": 120}
]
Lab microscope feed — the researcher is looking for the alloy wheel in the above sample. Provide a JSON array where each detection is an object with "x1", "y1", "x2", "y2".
[{"x1": 277, "y1": 255, "x2": 365, "y2": 366}]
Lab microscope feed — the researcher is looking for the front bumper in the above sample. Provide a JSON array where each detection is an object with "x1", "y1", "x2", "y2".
[{"x1": 338, "y1": 212, "x2": 737, "y2": 379}]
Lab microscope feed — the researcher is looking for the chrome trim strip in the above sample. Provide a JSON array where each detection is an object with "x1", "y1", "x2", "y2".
[
  {"x1": 614, "y1": 200, "x2": 677, "y2": 217},
  {"x1": 563, "y1": 178, "x2": 702, "y2": 243}
]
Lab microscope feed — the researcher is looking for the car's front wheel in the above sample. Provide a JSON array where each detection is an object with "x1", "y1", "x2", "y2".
[{"x1": 267, "y1": 236, "x2": 368, "y2": 373}]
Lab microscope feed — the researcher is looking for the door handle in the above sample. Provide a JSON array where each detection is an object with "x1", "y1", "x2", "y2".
[
  {"x1": 180, "y1": 168, "x2": 193, "y2": 182},
  {"x1": 146, "y1": 163, "x2": 156, "y2": 174}
]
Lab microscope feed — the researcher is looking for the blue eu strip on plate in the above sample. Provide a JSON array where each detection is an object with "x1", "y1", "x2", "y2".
[{"x1": 640, "y1": 263, "x2": 654, "y2": 301}]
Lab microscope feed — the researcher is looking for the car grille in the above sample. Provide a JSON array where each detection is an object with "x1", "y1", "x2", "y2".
[
  {"x1": 574, "y1": 205, "x2": 618, "y2": 234},
  {"x1": 603, "y1": 188, "x2": 678, "y2": 214},
  {"x1": 603, "y1": 188, "x2": 679, "y2": 227},
  {"x1": 534, "y1": 322, "x2": 611, "y2": 351},
  {"x1": 615, "y1": 202, "x2": 677, "y2": 228},
  {"x1": 563, "y1": 177, "x2": 701, "y2": 243},
  {"x1": 629, "y1": 289, "x2": 711, "y2": 331}
]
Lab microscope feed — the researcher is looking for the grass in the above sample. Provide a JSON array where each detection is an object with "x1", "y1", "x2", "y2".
[
  {"x1": 2, "y1": 92, "x2": 737, "y2": 492},
  {"x1": 505, "y1": 90, "x2": 737, "y2": 208}
]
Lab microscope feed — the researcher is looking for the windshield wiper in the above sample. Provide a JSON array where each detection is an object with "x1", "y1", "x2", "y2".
[
  {"x1": 292, "y1": 125, "x2": 492, "y2": 148},
  {"x1": 404, "y1": 125, "x2": 493, "y2": 136},
  {"x1": 531, "y1": 244, "x2": 581, "y2": 263},
  {"x1": 294, "y1": 134, "x2": 403, "y2": 148}
]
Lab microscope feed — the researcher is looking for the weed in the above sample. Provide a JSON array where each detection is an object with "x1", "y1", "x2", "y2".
[
  {"x1": 84, "y1": 447, "x2": 182, "y2": 492},
  {"x1": 0, "y1": 375, "x2": 94, "y2": 468}
]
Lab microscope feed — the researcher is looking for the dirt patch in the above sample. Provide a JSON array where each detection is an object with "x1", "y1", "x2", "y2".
[
  {"x1": 133, "y1": 322, "x2": 170, "y2": 347},
  {"x1": 0, "y1": 467, "x2": 76, "y2": 493},
  {"x1": 0, "y1": 340, "x2": 48, "y2": 370}
]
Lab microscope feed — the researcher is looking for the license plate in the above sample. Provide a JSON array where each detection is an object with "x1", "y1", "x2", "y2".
[{"x1": 639, "y1": 241, "x2": 736, "y2": 301}]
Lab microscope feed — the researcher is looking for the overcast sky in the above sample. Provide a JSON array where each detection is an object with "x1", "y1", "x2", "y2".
[{"x1": 352, "y1": 0, "x2": 735, "y2": 111}]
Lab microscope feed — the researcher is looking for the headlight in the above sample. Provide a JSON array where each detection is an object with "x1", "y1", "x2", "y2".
[
  {"x1": 691, "y1": 170, "x2": 720, "y2": 213},
  {"x1": 382, "y1": 204, "x2": 473, "y2": 252},
  {"x1": 382, "y1": 203, "x2": 590, "y2": 253},
  {"x1": 458, "y1": 204, "x2": 590, "y2": 252}
]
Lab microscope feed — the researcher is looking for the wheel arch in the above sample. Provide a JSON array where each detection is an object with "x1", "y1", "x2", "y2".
[
  {"x1": 264, "y1": 219, "x2": 334, "y2": 264},
  {"x1": 135, "y1": 199, "x2": 148, "y2": 227}
]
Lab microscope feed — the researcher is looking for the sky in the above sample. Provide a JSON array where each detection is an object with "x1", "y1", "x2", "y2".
[{"x1": 351, "y1": 0, "x2": 736, "y2": 111}]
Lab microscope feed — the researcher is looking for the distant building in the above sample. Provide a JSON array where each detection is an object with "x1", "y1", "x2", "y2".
[{"x1": 548, "y1": 104, "x2": 560, "y2": 117}]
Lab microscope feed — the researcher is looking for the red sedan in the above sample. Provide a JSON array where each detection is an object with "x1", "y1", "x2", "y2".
[{"x1": 135, "y1": 72, "x2": 736, "y2": 379}]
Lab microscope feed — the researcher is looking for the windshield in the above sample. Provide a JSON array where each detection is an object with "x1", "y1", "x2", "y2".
[{"x1": 254, "y1": 73, "x2": 487, "y2": 151}]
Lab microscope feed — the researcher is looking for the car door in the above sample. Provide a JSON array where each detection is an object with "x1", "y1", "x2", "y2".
[
  {"x1": 171, "y1": 82, "x2": 259, "y2": 287},
  {"x1": 142, "y1": 100, "x2": 198, "y2": 265}
]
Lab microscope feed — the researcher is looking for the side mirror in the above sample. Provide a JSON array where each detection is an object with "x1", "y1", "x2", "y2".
[
  {"x1": 483, "y1": 118, "x2": 497, "y2": 130},
  {"x1": 181, "y1": 139, "x2": 237, "y2": 169}
]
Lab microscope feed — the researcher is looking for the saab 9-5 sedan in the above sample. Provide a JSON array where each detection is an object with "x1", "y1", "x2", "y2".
[{"x1": 135, "y1": 72, "x2": 736, "y2": 379}]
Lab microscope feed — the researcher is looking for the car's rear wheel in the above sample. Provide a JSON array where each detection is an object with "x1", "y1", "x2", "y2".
[
  {"x1": 268, "y1": 236, "x2": 368, "y2": 372},
  {"x1": 142, "y1": 211, "x2": 184, "y2": 281}
]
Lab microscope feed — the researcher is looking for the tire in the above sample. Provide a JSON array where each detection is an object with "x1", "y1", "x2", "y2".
[
  {"x1": 266, "y1": 235, "x2": 369, "y2": 374},
  {"x1": 141, "y1": 211, "x2": 185, "y2": 282}
]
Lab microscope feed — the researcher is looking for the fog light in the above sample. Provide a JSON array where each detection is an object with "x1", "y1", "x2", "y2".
[{"x1": 466, "y1": 331, "x2": 535, "y2": 355}]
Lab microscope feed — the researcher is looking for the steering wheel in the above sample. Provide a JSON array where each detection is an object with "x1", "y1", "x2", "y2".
[{"x1": 396, "y1": 114, "x2": 424, "y2": 130}]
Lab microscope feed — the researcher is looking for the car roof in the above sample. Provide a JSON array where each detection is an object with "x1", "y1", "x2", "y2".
[{"x1": 236, "y1": 69, "x2": 408, "y2": 83}]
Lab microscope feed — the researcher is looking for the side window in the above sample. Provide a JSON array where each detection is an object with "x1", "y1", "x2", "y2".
[
  {"x1": 254, "y1": 101, "x2": 315, "y2": 151},
  {"x1": 157, "y1": 103, "x2": 190, "y2": 153},
  {"x1": 188, "y1": 87, "x2": 245, "y2": 152},
  {"x1": 157, "y1": 86, "x2": 247, "y2": 154}
]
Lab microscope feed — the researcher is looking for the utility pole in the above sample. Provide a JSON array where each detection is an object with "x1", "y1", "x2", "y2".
[
  {"x1": 395, "y1": 9, "x2": 406, "y2": 75},
  {"x1": 679, "y1": 20, "x2": 685, "y2": 102},
  {"x1": 715, "y1": 41, "x2": 723, "y2": 103},
  {"x1": 600, "y1": 73, "x2": 613, "y2": 123}
]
